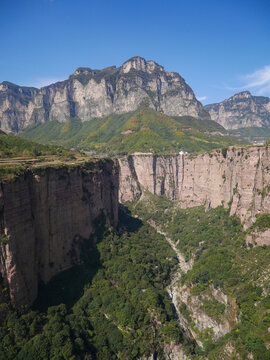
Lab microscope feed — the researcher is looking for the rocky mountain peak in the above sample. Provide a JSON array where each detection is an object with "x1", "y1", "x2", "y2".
[
  {"x1": 231, "y1": 91, "x2": 252, "y2": 100},
  {"x1": 73, "y1": 67, "x2": 93, "y2": 76},
  {"x1": 72, "y1": 65, "x2": 117, "y2": 78},
  {"x1": 0, "y1": 81, "x2": 20, "y2": 91},
  {"x1": 205, "y1": 91, "x2": 270, "y2": 129},
  {"x1": 121, "y1": 56, "x2": 164, "y2": 74},
  {"x1": 0, "y1": 83, "x2": 7, "y2": 92}
]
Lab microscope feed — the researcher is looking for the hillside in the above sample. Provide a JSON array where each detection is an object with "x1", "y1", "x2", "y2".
[
  {"x1": 0, "y1": 130, "x2": 84, "y2": 181},
  {"x1": 20, "y1": 108, "x2": 243, "y2": 155},
  {"x1": 1, "y1": 188, "x2": 269, "y2": 359},
  {"x1": 0, "y1": 203, "x2": 183, "y2": 359},
  {"x1": 229, "y1": 126, "x2": 270, "y2": 145},
  {"x1": 0, "y1": 130, "x2": 74, "y2": 158},
  {"x1": 0, "y1": 56, "x2": 209, "y2": 133}
]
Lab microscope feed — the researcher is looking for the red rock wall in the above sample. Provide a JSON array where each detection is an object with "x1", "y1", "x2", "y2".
[
  {"x1": 0, "y1": 160, "x2": 119, "y2": 306},
  {"x1": 119, "y1": 146, "x2": 270, "y2": 243}
]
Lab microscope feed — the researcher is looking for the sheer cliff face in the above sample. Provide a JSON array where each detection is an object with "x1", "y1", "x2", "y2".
[
  {"x1": 119, "y1": 146, "x2": 270, "y2": 229},
  {"x1": 0, "y1": 160, "x2": 119, "y2": 306},
  {"x1": 205, "y1": 91, "x2": 270, "y2": 129},
  {"x1": 0, "y1": 56, "x2": 209, "y2": 133}
]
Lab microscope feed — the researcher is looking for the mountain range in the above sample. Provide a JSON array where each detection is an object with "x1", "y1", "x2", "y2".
[
  {"x1": 0, "y1": 56, "x2": 209, "y2": 133},
  {"x1": 1, "y1": 56, "x2": 270, "y2": 138}
]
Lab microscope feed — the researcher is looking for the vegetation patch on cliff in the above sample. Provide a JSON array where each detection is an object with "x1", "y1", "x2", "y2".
[
  {"x1": 229, "y1": 126, "x2": 270, "y2": 144},
  {"x1": 0, "y1": 132, "x2": 94, "y2": 180},
  {"x1": 247, "y1": 213, "x2": 270, "y2": 233}
]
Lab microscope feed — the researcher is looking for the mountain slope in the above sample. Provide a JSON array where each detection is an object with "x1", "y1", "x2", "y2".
[
  {"x1": 0, "y1": 56, "x2": 209, "y2": 133},
  {"x1": 20, "y1": 108, "x2": 243, "y2": 154},
  {"x1": 0, "y1": 130, "x2": 72, "y2": 158},
  {"x1": 205, "y1": 91, "x2": 270, "y2": 130},
  {"x1": 229, "y1": 126, "x2": 270, "y2": 145}
]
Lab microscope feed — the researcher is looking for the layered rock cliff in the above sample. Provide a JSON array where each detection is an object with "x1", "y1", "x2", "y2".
[
  {"x1": 0, "y1": 160, "x2": 119, "y2": 306},
  {"x1": 0, "y1": 56, "x2": 209, "y2": 133},
  {"x1": 205, "y1": 91, "x2": 270, "y2": 129},
  {"x1": 119, "y1": 145, "x2": 270, "y2": 238}
]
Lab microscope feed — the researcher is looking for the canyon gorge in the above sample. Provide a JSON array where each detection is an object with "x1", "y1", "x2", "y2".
[{"x1": 1, "y1": 145, "x2": 270, "y2": 307}]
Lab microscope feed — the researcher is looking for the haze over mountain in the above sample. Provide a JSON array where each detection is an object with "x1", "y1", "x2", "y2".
[
  {"x1": 205, "y1": 91, "x2": 270, "y2": 130},
  {"x1": 0, "y1": 56, "x2": 209, "y2": 133}
]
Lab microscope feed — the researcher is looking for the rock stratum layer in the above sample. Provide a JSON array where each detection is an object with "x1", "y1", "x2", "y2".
[
  {"x1": 0, "y1": 56, "x2": 209, "y2": 133},
  {"x1": 0, "y1": 160, "x2": 119, "y2": 306},
  {"x1": 205, "y1": 91, "x2": 270, "y2": 129},
  {"x1": 119, "y1": 146, "x2": 270, "y2": 235}
]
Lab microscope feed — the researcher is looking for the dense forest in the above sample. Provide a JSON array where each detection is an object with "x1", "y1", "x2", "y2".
[{"x1": 0, "y1": 210, "x2": 183, "y2": 359}]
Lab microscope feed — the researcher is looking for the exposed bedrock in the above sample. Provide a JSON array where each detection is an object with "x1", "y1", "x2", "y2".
[
  {"x1": 119, "y1": 146, "x2": 270, "y2": 243},
  {"x1": 204, "y1": 91, "x2": 270, "y2": 129}
]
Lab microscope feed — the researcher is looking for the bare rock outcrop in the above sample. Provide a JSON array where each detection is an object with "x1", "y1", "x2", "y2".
[
  {"x1": 171, "y1": 283, "x2": 239, "y2": 345},
  {"x1": 246, "y1": 228, "x2": 270, "y2": 247},
  {"x1": 0, "y1": 160, "x2": 119, "y2": 306},
  {"x1": 140, "y1": 344, "x2": 189, "y2": 360}
]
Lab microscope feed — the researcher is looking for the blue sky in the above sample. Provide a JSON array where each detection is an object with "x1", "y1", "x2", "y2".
[{"x1": 1, "y1": 0, "x2": 270, "y2": 104}]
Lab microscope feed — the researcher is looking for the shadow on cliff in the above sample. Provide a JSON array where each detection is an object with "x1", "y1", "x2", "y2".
[
  {"x1": 33, "y1": 207, "x2": 143, "y2": 312},
  {"x1": 118, "y1": 204, "x2": 143, "y2": 233},
  {"x1": 33, "y1": 247, "x2": 101, "y2": 312},
  {"x1": 33, "y1": 217, "x2": 107, "y2": 312}
]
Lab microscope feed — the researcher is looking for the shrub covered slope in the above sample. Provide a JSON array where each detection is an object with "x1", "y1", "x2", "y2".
[{"x1": 20, "y1": 108, "x2": 244, "y2": 155}]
